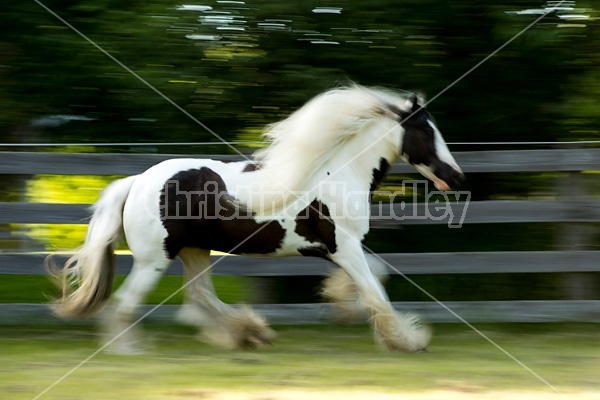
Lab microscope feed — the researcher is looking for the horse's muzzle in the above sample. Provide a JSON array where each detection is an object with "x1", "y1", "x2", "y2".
[{"x1": 434, "y1": 162, "x2": 465, "y2": 190}]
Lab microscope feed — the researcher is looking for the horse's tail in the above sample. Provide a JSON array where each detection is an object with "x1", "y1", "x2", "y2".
[{"x1": 48, "y1": 175, "x2": 137, "y2": 318}]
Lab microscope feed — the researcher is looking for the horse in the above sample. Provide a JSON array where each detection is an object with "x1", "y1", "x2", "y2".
[{"x1": 50, "y1": 84, "x2": 463, "y2": 354}]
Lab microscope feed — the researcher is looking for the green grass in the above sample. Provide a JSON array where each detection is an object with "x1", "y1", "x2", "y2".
[
  {"x1": 0, "y1": 274, "x2": 246, "y2": 304},
  {"x1": 0, "y1": 324, "x2": 598, "y2": 399}
]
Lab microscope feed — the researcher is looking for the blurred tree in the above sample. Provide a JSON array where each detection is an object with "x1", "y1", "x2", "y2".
[
  {"x1": 1, "y1": 1, "x2": 597, "y2": 147},
  {"x1": 0, "y1": 0, "x2": 598, "y2": 302}
]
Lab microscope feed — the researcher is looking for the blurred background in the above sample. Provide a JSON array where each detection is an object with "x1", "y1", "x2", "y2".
[{"x1": 0, "y1": 1, "x2": 598, "y2": 306}]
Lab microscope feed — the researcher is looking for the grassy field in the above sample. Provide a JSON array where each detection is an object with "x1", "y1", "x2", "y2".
[{"x1": 0, "y1": 323, "x2": 598, "y2": 400}]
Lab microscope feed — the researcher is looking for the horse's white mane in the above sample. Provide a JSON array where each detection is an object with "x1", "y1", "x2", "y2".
[{"x1": 249, "y1": 84, "x2": 410, "y2": 213}]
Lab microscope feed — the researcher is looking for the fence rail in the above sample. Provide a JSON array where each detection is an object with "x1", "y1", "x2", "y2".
[
  {"x1": 1, "y1": 251, "x2": 599, "y2": 276},
  {"x1": 2, "y1": 199, "x2": 600, "y2": 225},
  {"x1": 0, "y1": 149, "x2": 599, "y2": 175},
  {"x1": 2, "y1": 301, "x2": 599, "y2": 325},
  {"x1": 0, "y1": 150, "x2": 598, "y2": 323}
]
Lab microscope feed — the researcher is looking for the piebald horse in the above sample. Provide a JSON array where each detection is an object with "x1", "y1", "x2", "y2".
[{"x1": 51, "y1": 85, "x2": 463, "y2": 353}]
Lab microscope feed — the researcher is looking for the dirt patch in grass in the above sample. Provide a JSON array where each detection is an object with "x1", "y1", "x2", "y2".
[{"x1": 167, "y1": 389, "x2": 597, "y2": 400}]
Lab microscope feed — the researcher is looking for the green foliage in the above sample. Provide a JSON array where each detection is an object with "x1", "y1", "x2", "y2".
[
  {"x1": 1, "y1": 2, "x2": 599, "y2": 305},
  {"x1": 13, "y1": 224, "x2": 88, "y2": 251},
  {"x1": 1, "y1": 1, "x2": 598, "y2": 145},
  {"x1": 16, "y1": 175, "x2": 117, "y2": 250},
  {"x1": 26, "y1": 174, "x2": 115, "y2": 203}
]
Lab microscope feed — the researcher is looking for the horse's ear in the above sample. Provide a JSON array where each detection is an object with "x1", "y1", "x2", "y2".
[
  {"x1": 410, "y1": 94, "x2": 419, "y2": 112},
  {"x1": 402, "y1": 94, "x2": 420, "y2": 113}
]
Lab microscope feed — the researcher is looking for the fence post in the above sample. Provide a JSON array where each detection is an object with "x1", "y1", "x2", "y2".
[{"x1": 557, "y1": 171, "x2": 597, "y2": 300}]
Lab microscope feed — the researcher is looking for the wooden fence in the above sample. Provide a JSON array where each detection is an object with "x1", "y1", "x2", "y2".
[{"x1": 0, "y1": 150, "x2": 599, "y2": 324}]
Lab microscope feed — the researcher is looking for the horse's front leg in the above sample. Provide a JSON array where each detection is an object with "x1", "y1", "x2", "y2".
[
  {"x1": 330, "y1": 240, "x2": 430, "y2": 352},
  {"x1": 322, "y1": 253, "x2": 389, "y2": 323}
]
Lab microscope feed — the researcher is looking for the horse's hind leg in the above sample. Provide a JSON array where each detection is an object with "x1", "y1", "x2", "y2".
[
  {"x1": 178, "y1": 248, "x2": 275, "y2": 349},
  {"x1": 102, "y1": 256, "x2": 170, "y2": 354}
]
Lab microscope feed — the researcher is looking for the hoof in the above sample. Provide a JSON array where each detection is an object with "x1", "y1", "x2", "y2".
[
  {"x1": 229, "y1": 309, "x2": 276, "y2": 350},
  {"x1": 202, "y1": 325, "x2": 276, "y2": 350},
  {"x1": 240, "y1": 332, "x2": 274, "y2": 349},
  {"x1": 372, "y1": 311, "x2": 432, "y2": 353},
  {"x1": 415, "y1": 347, "x2": 429, "y2": 354},
  {"x1": 201, "y1": 306, "x2": 276, "y2": 350},
  {"x1": 104, "y1": 341, "x2": 148, "y2": 355}
]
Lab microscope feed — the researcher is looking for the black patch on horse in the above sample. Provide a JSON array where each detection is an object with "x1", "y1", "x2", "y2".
[
  {"x1": 295, "y1": 200, "x2": 337, "y2": 257},
  {"x1": 400, "y1": 106, "x2": 437, "y2": 166},
  {"x1": 298, "y1": 247, "x2": 329, "y2": 258},
  {"x1": 159, "y1": 168, "x2": 285, "y2": 259},
  {"x1": 370, "y1": 157, "x2": 389, "y2": 196},
  {"x1": 396, "y1": 101, "x2": 463, "y2": 189},
  {"x1": 242, "y1": 162, "x2": 261, "y2": 173}
]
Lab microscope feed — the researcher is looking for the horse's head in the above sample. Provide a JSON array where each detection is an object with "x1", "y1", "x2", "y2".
[{"x1": 394, "y1": 95, "x2": 464, "y2": 190}]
